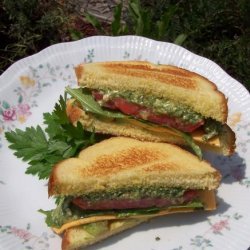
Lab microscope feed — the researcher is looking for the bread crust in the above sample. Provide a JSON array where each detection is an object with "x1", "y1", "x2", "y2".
[
  {"x1": 62, "y1": 219, "x2": 145, "y2": 250},
  {"x1": 49, "y1": 137, "x2": 221, "y2": 197},
  {"x1": 75, "y1": 61, "x2": 228, "y2": 122}
]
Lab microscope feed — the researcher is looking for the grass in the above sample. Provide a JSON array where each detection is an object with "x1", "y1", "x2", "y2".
[{"x1": 0, "y1": 0, "x2": 249, "y2": 91}]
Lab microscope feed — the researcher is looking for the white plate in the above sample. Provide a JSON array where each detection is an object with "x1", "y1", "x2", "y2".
[{"x1": 0, "y1": 36, "x2": 250, "y2": 250}]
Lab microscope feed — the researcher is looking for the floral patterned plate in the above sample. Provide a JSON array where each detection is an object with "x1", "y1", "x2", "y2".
[{"x1": 0, "y1": 36, "x2": 249, "y2": 250}]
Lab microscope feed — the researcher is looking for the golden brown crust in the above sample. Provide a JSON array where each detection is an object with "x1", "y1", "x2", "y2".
[
  {"x1": 48, "y1": 137, "x2": 221, "y2": 197},
  {"x1": 213, "y1": 92, "x2": 228, "y2": 123},
  {"x1": 74, "y1": 65, "x2": 84, "y2": 85},
  {"x1": 103, "y1": 62, "x2": 197, "y2": 89},
  {"x1": 75, "y1": 61, "x2": 228, "y2": 122},
  {"x1": 66, "y1": 99, "x2": 82, "y2": 123},
  {"x1": 104, "y1": 62, "x2": 194, "y2": 78},
  {"x1": 48, "y1": 162, "x2": 59, "y2": 196},
  {"x1": 87, "y1": 147, "x2": 163, "y2": 177},
  {"x1": 62, "y1": 232, "x2": 70, "y2": 250},
  {"x1": 104, "y1": 61, "x2": 228, "y2": 121}
]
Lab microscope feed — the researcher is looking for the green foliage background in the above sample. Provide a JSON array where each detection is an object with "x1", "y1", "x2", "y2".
[{"x1": 1, "y1": 0, "x2": 249, "y2": 90}]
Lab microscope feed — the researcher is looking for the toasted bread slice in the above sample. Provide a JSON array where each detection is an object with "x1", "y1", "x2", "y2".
[
  {"x1": 75, "y1": 61, "x2": 227, "y2": 122},
  {"x1": 66, "y1": 99, "x2": 235, "y2": 156},
  {"x1": 62, "y1": 219, "x2": 146, "y2": 250},
  {"x1": 49, "y1": 137, "x2": 221, "y2": 197}
]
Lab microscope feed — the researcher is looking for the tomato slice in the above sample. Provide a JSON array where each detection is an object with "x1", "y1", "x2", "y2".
[
  {"x1": 72, "y1": 190, "x2": 198, "y2": 210},
  {"x1": 147, "y1": 112, "x2": 204, "y2": 132},
  {"x1": 113, "y1": 98, "x2": 141, "y2": 115},
  {"x1": 92, "y1": 91, "x2": 204, "y2": 132},
  {"x1": 92, "y1": 90, "x2": 103, "y2": 101}
]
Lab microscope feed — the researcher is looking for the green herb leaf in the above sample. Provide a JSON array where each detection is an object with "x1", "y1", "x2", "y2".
[
  {"x1": 39, "y1": 197, "x2": 68, "y2": 227},
  {"x1": 203, "y1": 119, "x2": 221, "y2": 141},
  {"x1": 40, "y1": 199, "x2": 204, "y2": 228},
  {"x1": 5, "y1": 94, "x2": 99, "y2": 179},
  {"x1": 174, "y1": 33, "x2": 188, "y2": 46},
  {"x1": 65, "y1": 87, "x2": 128, "y2": 119},
  {"x1": 169, "y1": 200, "x2": 204, "y2": 209},
  {"x1": 5, "y1": 126, "x2": 48, "y2": 162},
  {"x1": 117, "y1": 207, "x2": 160, "y2": 218},
  {"x1": 181, "y1": 132, "x2": 203, "y2": 160},
  {"x1": 111, "y1": 3, "x2": 123, "y2": 35},
  {"x1": 26, "y1": 161, "x2": 54, "y2": 180},
  {"x1": 66, "y1": 87, "x2": 203, "y2": 159},
  {"x1": 84, "y1": 13, "x2": 105, "y2": 33},
  {"x1": 156, "y1": 5, "x2": 177, "y2": 40},
  {"x1": 132, "y1": 120, "x2": 203, "y2": 159}
]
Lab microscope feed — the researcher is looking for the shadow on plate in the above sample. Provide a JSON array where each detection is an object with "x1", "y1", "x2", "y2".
[{"x1": 203, "y1": 151, "x2": 246, "y2": 185}]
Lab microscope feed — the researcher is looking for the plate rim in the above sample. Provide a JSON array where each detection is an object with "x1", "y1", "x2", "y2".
[
  {"x1": 0, "y1": 35, "x2": 249, "y2": 96},
  {"x1": 0, "y1": 35, "x2": 250, "y2": 250}
]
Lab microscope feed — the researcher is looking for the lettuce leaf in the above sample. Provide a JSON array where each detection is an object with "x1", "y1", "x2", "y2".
[
  {"x1": 65, "y1": 87, "x2": 128, "y2": 119},
  {"x1": 39, "y1": 200, "x2": 204, "y2": 228},
  {"x1": 181, "y1": 132, "x2": 203, "y2": 160},
  {"x1": 66, "y1": 87, "x2": 202, "y2": 159}
]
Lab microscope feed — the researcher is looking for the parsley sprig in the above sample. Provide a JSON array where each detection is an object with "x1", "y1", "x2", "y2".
[{"x1": 5, "y1": 94, "x2": 98, "y2": 179}]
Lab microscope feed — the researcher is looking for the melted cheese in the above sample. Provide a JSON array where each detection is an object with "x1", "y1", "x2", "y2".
[
  {"x1": 52, "y1": 190, "x2": 215, "y2": 235},
  {"x1": 127, "y1": 119, "x2": 221, "y2": 147}
]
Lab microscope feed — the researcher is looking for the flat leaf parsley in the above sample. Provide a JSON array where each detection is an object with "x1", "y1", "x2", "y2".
[{"x1": 5, "y1": 94, "x2": 100, "y2": 179}]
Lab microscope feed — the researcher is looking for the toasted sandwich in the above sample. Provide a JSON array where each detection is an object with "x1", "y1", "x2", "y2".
[
  {"x1": 61, "y1": 219, "x2": 147, "y2": 250},
  {"x1": 43, "y1": 137, "x2": 221, "y2": 249},
  {"x1": 66, "y1": 61, "x2": 235, "y2": 157}
]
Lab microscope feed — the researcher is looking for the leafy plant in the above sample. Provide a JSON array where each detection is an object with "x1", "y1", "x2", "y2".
[
  {"x1": 5, "y1": 95, "x2": 100, "y2": 179},
  {"x1": 0, "y1": 0, "x2": 70, "y2": 73},
  {"x1": 111, "y1": 3, "x2": 128, "y2": 35},
  {"x1": 85, "y1": 12, "x2": 106, "y2": 34},
  {"x1": 66, "y1": 87, "x2": 202, "y2": 159}
]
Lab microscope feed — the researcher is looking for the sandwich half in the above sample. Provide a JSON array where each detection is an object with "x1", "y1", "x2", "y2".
[
  {"x1": 66, "y1": 61, "x2": 235, "y2": 157},
  {"x1": 43, "y1": 137, "x2": 221, "y2": 249}
]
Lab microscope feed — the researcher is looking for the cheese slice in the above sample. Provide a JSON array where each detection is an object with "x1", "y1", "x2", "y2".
[
  {"x1": 66, "y1": 99, "x2": 222, "y2": 150},
  {"x1": 127, "y1": 119, "x2": 221, "y2": 147},
  {"x1": 52, "y1": 190, "x2": 216, "y2": 235}
]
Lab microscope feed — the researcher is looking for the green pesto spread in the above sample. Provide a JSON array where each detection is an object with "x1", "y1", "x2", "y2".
[
  {"x1": 41, "y1": 187, "x2": 190, "y2": 228},
  {"x1": 97, "y1": 88, "x2": 203, "y2": 124},
  {"x1": 80, "y1": 186, "x2": 185, "y2": 201},
  {"x1": 41, "y1": 196, "x2": 204, "y2": 228},
  {"x1": 203, "y1": 119, "x2": 222, "y2": 141}
]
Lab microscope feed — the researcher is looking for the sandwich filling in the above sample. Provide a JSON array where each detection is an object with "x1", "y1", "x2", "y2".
[
  {"x1": 72, "y1": 189, "x2": 197, "y2": 210},
  {"x1": 65, "y1": 87, "x2": 223, "y2": 158},
  {"x1": 92, "y1": 89, "x2": 204, "y2": 133},
  {"x1": 41, "y1": 187, "x2": 204, "y2": 228},
  {"x1": 65, "y1": 87, "x2": 221, "y2": 137}
]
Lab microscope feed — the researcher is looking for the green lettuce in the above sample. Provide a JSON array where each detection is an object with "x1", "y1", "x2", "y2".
[
  {"x1": 65, "y1": 87, "x2": 203, "y2": 159},
  {"x1": 65, "y1": 87, "x2": 128, "y2": 119},
  {"x1": 39, "y1": 199, "x2": 204, "y2": 228}
]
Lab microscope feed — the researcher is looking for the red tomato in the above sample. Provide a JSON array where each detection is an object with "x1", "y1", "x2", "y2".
[
  {"x1": 92, "y1": 91, "x2": 204, "y2": 132},
  {"x1": 114, "y1": 98, "x2": 141, "y2": 115},
  {"x1": 183, "y1": 190, "x2": 198, "y2": 202},
  {"x1": 92, "y1": 90, "x2": 103, "y2": 101},
  {"x1": 147, "y1": 112, "x2": 204, "y2": 133}
]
